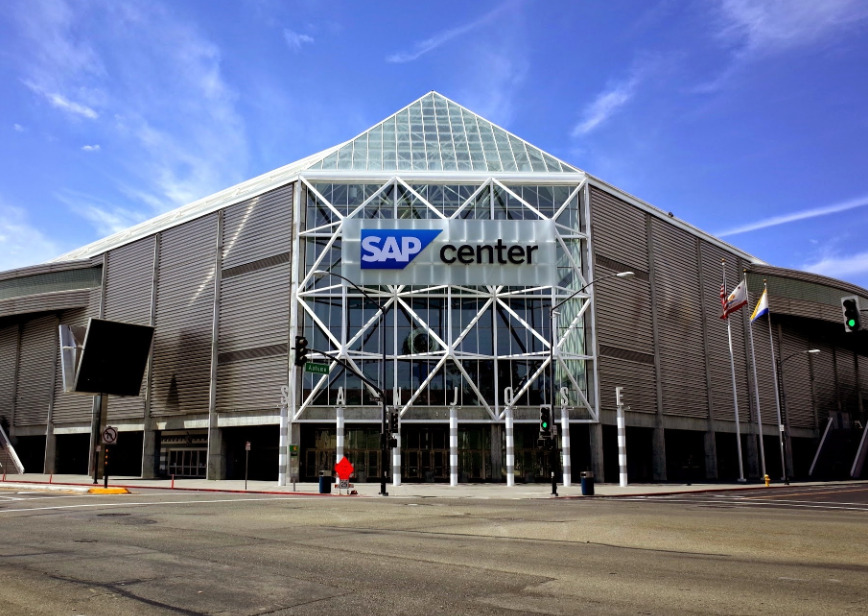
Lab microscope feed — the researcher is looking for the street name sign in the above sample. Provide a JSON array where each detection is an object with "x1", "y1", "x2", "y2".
[{"x1": 305, "y1": 362, "x2": 329, "y2": 375}]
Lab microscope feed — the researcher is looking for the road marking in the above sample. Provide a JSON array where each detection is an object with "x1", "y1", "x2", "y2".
[
  {"x1": 0, "y1": 495, "x2": 324, "y2": 515},
  {"x1": 617, "y1": 496, "x2": 868, "y2": 512},
  {"x1": 741, "y1": 498, "x2": 868, "y2": 507},
  {"x1": 748, "y1": 486, "x2": 868, "y2": 500}
]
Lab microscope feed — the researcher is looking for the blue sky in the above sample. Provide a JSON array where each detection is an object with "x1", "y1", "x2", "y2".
[{"x1": 2, "y1": 0, "x2": 868, "y2": 289}]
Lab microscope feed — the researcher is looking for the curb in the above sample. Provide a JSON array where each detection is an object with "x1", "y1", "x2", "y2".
[
  {"x1": 0, "y1": 483, "x2": 91, "y2": 494},
  {"x1": 0, "y1": 480, "x2": 334, "y2": 497}
]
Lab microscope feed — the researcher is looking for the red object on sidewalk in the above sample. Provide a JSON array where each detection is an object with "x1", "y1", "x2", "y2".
[{"x1": 334, "y1": 457, "x2": 354, "y2": 481}]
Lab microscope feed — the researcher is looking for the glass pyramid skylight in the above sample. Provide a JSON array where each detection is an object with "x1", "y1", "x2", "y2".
[{"x1": 306, "y1": 92, "x2": 578, "y2": 174}]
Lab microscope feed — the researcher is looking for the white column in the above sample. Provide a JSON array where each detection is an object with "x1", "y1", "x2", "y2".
[
  {"x1": 336, "y1": 407, "x2": 345, "y2": 464},
  {"x1": 450, "y1": 406, "x2": 459, "y2": 487},
  {"x1": 278, "y1": 404, "x2": 288, "y2": 486},
  {"x1": 560, "y1": 406, "x2": 571, "y2": 487},
  {"x1": 505, "y1": 407, "x2": 515, "y2": 487},
  {"x1": 617, "y1": 401, "x2": 628, "y2": 488},
  {"x1": 392, "y1": 414, "x2": 401, "y2": 487}
]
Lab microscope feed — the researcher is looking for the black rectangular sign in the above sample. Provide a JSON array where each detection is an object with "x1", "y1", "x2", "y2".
[{"x1": 74, "y1": 319, "x2": 155, "y2": 396}]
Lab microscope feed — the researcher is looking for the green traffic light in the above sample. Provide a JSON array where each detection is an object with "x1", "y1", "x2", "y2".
[
  {"x1": 541, "y1": 421, "x2": 548, "y2": 428},
  {"x1": 848, "y1": 318, "x2": 856, "y2": 328}
]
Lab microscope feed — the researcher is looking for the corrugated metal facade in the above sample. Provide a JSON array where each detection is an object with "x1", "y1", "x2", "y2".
[
  {"x1": 221, "y1": 186, "x2": 293, "y2": 269},
  {"x1": 779, "y1": 327, "x2": 817, "y2": 430},
  {"x1": 650, "y1": 219, "x2": 708, "y2": 419},
  {"x1": 14, "y1": 314, "x2": 58, "y2": 426},
  {"x1": 150, "y1": 215, "x2": 218, "y2": 416},
  {"x1": 216, "y1": 186, "x2": 292, "y2": 413},
  {"x1": 589, "y1": 187, "x2": 656, "y2": 415},
  {"x1": 0, "y1": 324, "x2": 19, "y2": 427},
  {"x1": 103, "y1": 236, "x2": 156, "y2": 420},
  {"x1": 0, "y1": 289, "x2": 92, "y2": 318},
  {"x1": 836, "y1": 349, "x2": 858, "y2": 419}
]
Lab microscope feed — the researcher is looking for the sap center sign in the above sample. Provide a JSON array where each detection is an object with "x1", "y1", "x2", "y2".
[{"x1": 342, "y1": 219, "x2": 556, "y2": 286}]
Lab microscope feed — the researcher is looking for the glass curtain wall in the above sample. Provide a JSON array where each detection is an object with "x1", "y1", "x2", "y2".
[{"x1": 296, "y1": 177, "x2": 589, "y2": 420}]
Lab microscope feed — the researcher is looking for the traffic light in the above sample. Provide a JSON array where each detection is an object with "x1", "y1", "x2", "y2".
[
  {"x1": 386, "y1": 408, "x2": 399, "y2": 448},
  {"x1": 294, "y1": 335, "x2": 309, "y2": 366},
  {"x1": 841, "y1": 296, "x2": 861, "y2": 333},
  {"x1": 539, "y1": 404, "x2": 552, "y2": 438}
]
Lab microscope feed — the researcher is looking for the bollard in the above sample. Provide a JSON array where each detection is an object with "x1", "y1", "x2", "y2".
[
  {"x1": 171, "y1": 474, "x2": 175, "y2": 489},
  {"x1": 49, "y1": 474, "x2": 53, "y2": 484}
]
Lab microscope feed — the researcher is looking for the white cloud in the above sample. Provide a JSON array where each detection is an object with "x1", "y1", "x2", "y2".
[
  {"x1": 13, "y1": 123, "x2": 25, "y2": 132},
  {"x1": 13, "y1": 1, "x2": 249, "y2": 228},
  {"x1": 804, "y1": 251, "x2": 868, "y2": 281},
  {"x1": 46, "y1": 91, "x2": 99, "y2": 119},
  {"x1": 24, "y1": 82, "x2": 99, "y2": 119},
  {"x1": 0, "y1": 203, "x2": 62, "y2": 270},
  {"x1": 54, "y1": 189, "x2": 147, "y2": 236},
  {"x1": 76, "y1": 205, "x2": 146, "y2": 236},
  {"x1": 572, "y1": 53, "x2": 670, "y2": 137},
  {"x1": 283, "y1": 28, "x2": 314, "y2": 50},
  {"x1": 386, "y1": 3, "x2": 509, "y2": 63},
  {"x1": 572, "y1": 77, "x2": 638, "y2": 137},
  {"x1": 694, "y1": 1, "x2": 868, "y2": 93},
  {"x1": 716, "y1": 0, "x2": 868, "y2": 56},
  {"x1": 716, "y1": 194, "x2": 868, "y2": 237}
]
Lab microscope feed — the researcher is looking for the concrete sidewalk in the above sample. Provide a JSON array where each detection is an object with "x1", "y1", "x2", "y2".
[{"x1": 0, "y1": 472, "x2": 811, "y2": 499}]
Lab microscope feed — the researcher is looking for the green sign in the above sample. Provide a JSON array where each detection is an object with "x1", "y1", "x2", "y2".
[
  {"x1": 304, "y1": 362, "x2": 330, "y2": 375},
  {"x1": 289, "y1": 445, "x2": 299, "y2": 455}
]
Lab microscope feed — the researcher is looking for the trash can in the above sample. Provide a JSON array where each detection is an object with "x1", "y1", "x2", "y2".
[
  {"x1": 580, "y1": 471, "x2": 595, "y2": 496},
  {"x1": 318, "y1": 470, "x2": 332, "y2": 494}
]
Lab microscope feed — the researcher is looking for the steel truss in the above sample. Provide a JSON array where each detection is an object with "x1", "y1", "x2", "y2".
[{"x1": 289, "y1": 173, "x2": 598, "y2": 425}]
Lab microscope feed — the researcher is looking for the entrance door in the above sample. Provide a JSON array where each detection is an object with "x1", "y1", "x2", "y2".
[{"x1": 402, "y1": 426, "x2": 448, "y2": 482}]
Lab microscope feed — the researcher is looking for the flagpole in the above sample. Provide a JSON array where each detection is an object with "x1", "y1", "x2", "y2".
[
  {"x1": 722, "y1": 259, "x2": 746, "y2": 482},
  {"x1": 765, "y1": 281, "x2": 787, "y2": 482},
  {"x1": 745, "y1": 271, "x2": 767, "y2": 477}
]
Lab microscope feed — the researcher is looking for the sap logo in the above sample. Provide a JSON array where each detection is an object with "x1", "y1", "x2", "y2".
[{"x1": 360, "y1": 229, "x2": 442, "y2": 269}]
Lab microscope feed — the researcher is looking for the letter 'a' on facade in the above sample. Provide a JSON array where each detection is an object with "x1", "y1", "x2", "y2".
[{"x1": 3, "y1": 91, "x2": 867, "y2": 485}]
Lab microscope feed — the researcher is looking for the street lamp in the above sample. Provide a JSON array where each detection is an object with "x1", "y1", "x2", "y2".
[
  {"x1": 548, "y1": 270, "x2": 634, "y2": 494},
  {"x1": 312, "y1": 270, "x2": 390, "y2": 497},
  {"x1": 775, "y1": 348, "x2": 819, "y2": 485}
]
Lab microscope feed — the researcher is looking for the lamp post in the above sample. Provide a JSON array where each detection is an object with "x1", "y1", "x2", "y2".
[
  {"x1": 775, "y1": 348, "x2": 819, "y2": 485},
  {"x1": 313, "y1": 270, "x2": 390, "y2": 497},
  {"x1": 548, "y1": 270, "x2": 634, "y2": 493}
]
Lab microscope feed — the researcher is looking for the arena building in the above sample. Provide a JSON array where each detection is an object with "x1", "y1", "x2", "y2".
[{"x1": 1, "y1": 92, "x2": 866, "y2": 485}]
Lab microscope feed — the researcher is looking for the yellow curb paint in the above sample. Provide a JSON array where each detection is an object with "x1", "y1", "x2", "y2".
[{"x1": 88, "y1": 487, "x2": 130, "y2": 495}]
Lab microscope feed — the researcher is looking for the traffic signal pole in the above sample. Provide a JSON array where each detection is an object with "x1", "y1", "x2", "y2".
[{"x1": 547, "y1": 271, "x2": 634, "y2": 496}]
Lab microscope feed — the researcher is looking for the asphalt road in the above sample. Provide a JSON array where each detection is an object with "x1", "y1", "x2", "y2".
[
  {"x1": 615, "y1": 483, "x2": 868, "y2": 511},
  {"x1": 0, "y1": 486, "x2": 866, "y2": 615}
]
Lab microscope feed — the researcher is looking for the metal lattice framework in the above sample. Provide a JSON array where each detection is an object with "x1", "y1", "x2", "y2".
[{"x1": 289, "y1": 171, "x2": 600, "y2": 425}]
